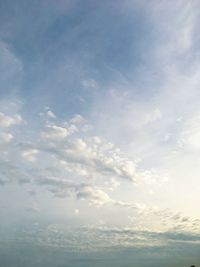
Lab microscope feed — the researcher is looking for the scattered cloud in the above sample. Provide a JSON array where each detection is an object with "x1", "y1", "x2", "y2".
[
  {"x1": 76, "y1": 185, "x2": 112, "y2": 207},
  {"x1": 0, "y1": 112, "x2": 22, "y2": 128},
  {"x1": 1, "y1": 2, "x2": 200, "y2": 261},
  {"x1": 0, "y1": 132, "x2": 13, "y2": 144},
  {"x1": 20, "y1": 149, "x2": 39, "y2": 162},
  {"x1": 41, "y1": 124, "x2": 70, "y2": 141}
]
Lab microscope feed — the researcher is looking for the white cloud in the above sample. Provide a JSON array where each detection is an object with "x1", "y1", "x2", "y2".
[
  {"x1": 82, "y1": 78, "x2": 97, "y2": 89},
  {"x1": 41, "y1": 124, "x2": 70, "y2": 140},
  {"x1": 47, "y1": 110, "x2": 56, "y2": 119},
  {"x1": 0, "y1": 112, "x2": 22, "y2": 127},
  {"x1": 69, "y1": 114, "x2": 85, "y2": 125},
  {"x1": 0, "y1": 132, "x2": 13, "y2": 144},
  {"x1": 60, "y1": 136, "x2": 138, "y2": 182},
  {"x1": 104, "y1": 178, "x2": 120, "y2": 191},
  {"x1": 20, "y1": 148, "x2": 39, "y2": 162},
  {"x1": 76, "y1": 185, "x2": 111, "y2": 207},
  {"x1": 1, "y1": 2, "x2": 200, "y2": 251}
]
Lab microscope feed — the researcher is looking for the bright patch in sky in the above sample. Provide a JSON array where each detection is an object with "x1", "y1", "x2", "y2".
[{"x1": 0, "y1": 1, "x2": 200, "y2": 266}]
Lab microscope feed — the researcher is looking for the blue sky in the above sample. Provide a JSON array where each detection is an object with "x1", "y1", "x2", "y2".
[{"x1": 0, "y1": 1, "x2": 200, "y2": 266}]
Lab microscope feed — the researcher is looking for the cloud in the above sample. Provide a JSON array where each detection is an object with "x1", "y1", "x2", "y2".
[
  {"x1": 20, "y1": 148, "x2": 39, "y2": 162},
  {"x1": 47, "y1": 110, "x2": 56, "y2": 119},
  {"x1": 0, "y1": 112, "x2": 22, "y2": 127},
  {"x1": 76, "y1": 185, "x2": 111, "y2": 207},
  {"x1": 58, "y1": 136, "x2": 138, "y2": 182},
  {"x1": 0, "y1": 41, "x2": 23, "y2": 91},
  {"x1": 1, "y1": 1, "x2": 200, "y2": 240},
  {"x1": 8, "y1": 222, "x2": 200, "y2": 252},
  {"x1": 0, "y1": 159, "x2": 31, "y2": 185},
  {"x1": 41, "y1": 124, "x2": 70, "y2": 141},
  {"x1": 0, "y1": 132, "x2": 13, "y2": 144},
  {"x1": 81, "y1": 78, "x2": 98, "y2": 89},
  {"x1": 178, "y1": 115, "x2": 200, "y2": 150},
  {"x1": 104, "y1": 178, "x2": 120, "y2": 191}
]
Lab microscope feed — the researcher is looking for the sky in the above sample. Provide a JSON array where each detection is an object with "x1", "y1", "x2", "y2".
[{"x1": 0, "y1": 0, "x2": 200, "y2": 266}]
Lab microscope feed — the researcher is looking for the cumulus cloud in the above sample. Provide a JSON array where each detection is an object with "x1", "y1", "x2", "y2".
[
  {"x1": 0, "y1": 111, "x2": 176, "y2": 207},
  {"x1": 57, "y1": 136, "x2": 138, "y2": 182},
  {"x1": 41, "y1": 124, "x2": 70, "y2": 140},
  {"x1": 0, "y1": 107, "x2": 199, "y2": 236},
  {"x1": 76, "y1": 185, "x2": 111, "y2": 207}
]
